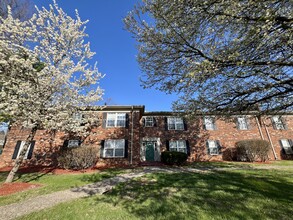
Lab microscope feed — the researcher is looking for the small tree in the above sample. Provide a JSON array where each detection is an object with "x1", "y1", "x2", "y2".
[{"x1": 0, "y1": 1, "x2": 104, "y2": 182}]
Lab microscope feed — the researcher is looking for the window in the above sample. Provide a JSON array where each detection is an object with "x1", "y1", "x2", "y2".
[
  {"x1": 144, "y1": 117, "x2": 154, "y2": 127},
  {"x1": 12, "y1": 141, "x2": 35, "y2": 159},
  {"x1": 167, "y1": 117, "x2": 184, "y2": 130},
  {"x1": 106, "y1": 113, "x2": 126, "y2": 127},
  {"x1": 67, "y1": 140, "x2": 80, "y2": 148},
  {"x1": 280, "y1": 139, "x2": 293, "y2": 154},
  {"x1": 237, "y1": 117, "x2": 249, "y2": 130},
  {"x1": 73, "y1": 112, "x2": 83, "y2": 121},
  {"x1": 271, "y1": 116, "x2": 286, "y2": 130},
  {"x1": 207, "y1": 140, "x2": 220, "y2": 155},
  {"x1": 103, "y1": 139, "x2": 125, "y2": 158},
  {"x1": 204, "y1": 117, "x2": 216, "y2": 130},
  {"x1": 169, "y1": 140, "x2": 187, "y2": 153}
]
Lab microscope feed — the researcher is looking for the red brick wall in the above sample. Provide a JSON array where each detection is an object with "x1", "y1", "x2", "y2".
[{"x1": 0, "y1": 113, "x2": 292, "y2": 168}]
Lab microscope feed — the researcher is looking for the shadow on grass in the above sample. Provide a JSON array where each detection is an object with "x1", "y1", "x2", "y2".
[{"x1": 95, "y1": 170, "x2": 293, "y2": 220}]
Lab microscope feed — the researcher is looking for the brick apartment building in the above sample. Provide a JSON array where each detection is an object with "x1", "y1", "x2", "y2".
[{"x1": 0, "y1": 105, "x2": 292, "y2": 168}]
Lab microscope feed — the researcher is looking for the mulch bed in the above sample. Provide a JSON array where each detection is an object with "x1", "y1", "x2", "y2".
[{"x1": 0, "y1": 182, "x2": 42, "y2": 196}]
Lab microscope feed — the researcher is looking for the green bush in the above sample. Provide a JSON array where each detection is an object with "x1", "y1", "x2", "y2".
[
  {"x1": 57, "y1": 146, "x2": 98, "y2": 170},
  {"x1": 235, "y1": 139, "x2": 270, "y2": 162},
  {"x1": 161, "y1": 151, "x2": 188, "y2": 165}
]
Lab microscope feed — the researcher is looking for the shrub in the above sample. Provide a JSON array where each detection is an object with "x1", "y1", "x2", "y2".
[
  {"x1": 57, "y1": 146, "x2": 98, "y2": 170},
  {"x1": 161, "y1": 151, "x2": 188, "y2": 165},
  {"x1": 235, "y1": 139, "x2": 270, "y2": 162}
]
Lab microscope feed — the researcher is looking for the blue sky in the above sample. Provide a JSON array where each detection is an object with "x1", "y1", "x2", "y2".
[{"x1": 33, "y1": 0, "x2": 178, "y2": 112}]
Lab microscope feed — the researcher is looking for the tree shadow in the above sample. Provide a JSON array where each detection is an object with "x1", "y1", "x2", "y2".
[{"x1": 93, "y1": 170, "x2": 293, "y2": 219}]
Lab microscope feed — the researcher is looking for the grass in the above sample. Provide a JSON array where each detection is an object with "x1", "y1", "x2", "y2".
[
  {"x1": 0, "y1": 168, "x2": 123, "y2": 206},
  {"x1": 17, "y1": 161, "x2": 293, "y2": 220}
]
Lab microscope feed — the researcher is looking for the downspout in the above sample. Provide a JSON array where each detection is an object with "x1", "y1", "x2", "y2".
[
  {"x1": 262, "y1": 119, "x2": 278, "y2": 160},
  {"x1": 255, "y1": 116, "x2": 264, "y2": 140},
  {"x1": 130, "y1": 106, "x2": 134, "y2": 165}
]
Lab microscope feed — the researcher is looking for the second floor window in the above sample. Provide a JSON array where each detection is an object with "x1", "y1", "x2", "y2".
[
  {"x1": 145, "y1": 116, "x2": 154, "y2": 127},
  {"x1": 106, "y1": 113, "x2": 126, "y2": 127},
  {"x1": 271, "y1": 116, "x2": 286, "y2": 130},
  {"x1": 204, "y1": 117, "x2": 216, "y2": 130},
  {"x1": 167, "y1": 117, "x2": 184, "y2": 130},
  {"x1": 237, "y1": 117, "x2": 249, "y2": 130}
]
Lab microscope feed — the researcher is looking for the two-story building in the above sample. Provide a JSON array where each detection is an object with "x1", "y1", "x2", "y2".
[{"x1": 0, "y1": 105, "x2": 292, "y2": 168}]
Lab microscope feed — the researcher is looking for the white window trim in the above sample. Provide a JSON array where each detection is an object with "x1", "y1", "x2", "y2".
[
  {"x1": 237, "y1": 116, "x2": 249, "y2": 130},
  {"x1": 207, "y1": 140, "x2": 220, "y2": 155},
  {"x1": 204, "y1": 117, "x2": 216, "y2": 130},
  {"x1": 106, "y1": 113, "x2": 126, "y2": 128},
  {"x1": 103, "y1": 139, "x2": 125, "y2": 158},
  {"x1": 167, "y1": 117, "x2": 184, "y2": 130},
  {"x1": 144, "y1": 116, "x2": 154, "y2": 127},
  {"x1": 280, "y1": 139, "x2": 293, "y2": 154},
  {"x1": 169, "y1": 140, "x2": 187, "y2": 153}
]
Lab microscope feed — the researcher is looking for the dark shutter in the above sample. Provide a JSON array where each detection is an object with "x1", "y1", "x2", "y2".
[
  {"x1": 183, "y1": 119, "x2": 187, "y2": 131},
  {"x1": 279, "y1": 140, "x2": 285, "y2": 154},
  {"x1": 100, "y1": 140, "x2": 105, "y2": 158},
  {"x1": 289, "y1": 139, "x2": 293, "y2": 148},
  {"x1": 142, "y1": 117, "x2": 145, "y2": 126},
  {"x1": 165, "y1": 117, "x2": 168, "y2": 130},
  {"x1": 124, "y1": 140, "x2": 128, "y2": 158},
  {"x1": 27, "y1": 141, "x2": 35, "y2": 159},
  {"x1": 78, "y1": 140, "x2": 82, "y2": 146},
  {"x1": 125, "y1": 113, "x2": 129, "y2": 128},
  {"x1": 186, "y1": 140, "x2": 190, "y2": 156},
  {"x1": 206, "y1": 141, "x2": 210, "y2": 155},
  {"x1": 203, "y1": 117, "x2": 206, "y2": 130},
  {"x1": 12, "y1": 141, "x2": 21, "y2": 159},
  {"x1": 62, "y1": 140, "x2": 69, "y2": 149},
  {"x1": 153, "y1": 117, "x2": 157, "y2": 127},
  {"x1": 216, "y1": 140, "x2": 221, "y2": 154},
  {"x1": 235, "y1": 118, "x2": 240, "y2": 130},
  {"x1": 166, "y1": 140, "x2": 169, "y2": 151},
  {"x1": 281, "y1": 117, "x2": 288, "y2": 130},
  {"x1": 271, "y1": 117, "x2": 277, "y2": 130},
  {"x1": 102, "y1": 113, "x2": 107, "y2": 128}
]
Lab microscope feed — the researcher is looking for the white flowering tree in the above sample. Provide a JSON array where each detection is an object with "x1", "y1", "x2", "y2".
[
  {"x1": 125, "y1": 0, "x2": 293, "y2": 114},
  {"x1": 0, "y1": 1, "x2": 104, "y2": 182}
]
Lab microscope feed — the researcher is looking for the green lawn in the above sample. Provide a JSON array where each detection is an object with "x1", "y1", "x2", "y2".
[
  {"x1": 0, "y1": 168, "x2": 123, "y2": 206},
  {"x1": 17, "y1": 161, "x2": 293, "y2": 220}
]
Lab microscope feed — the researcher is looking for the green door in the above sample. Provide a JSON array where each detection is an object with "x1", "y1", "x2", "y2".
[{"x1": 145, "y1": 142, "x2": 155, "y2": 161}]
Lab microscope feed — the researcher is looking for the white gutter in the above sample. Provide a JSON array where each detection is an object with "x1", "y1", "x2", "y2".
[{"x1": 130, "y1": 106, "x2": 134, "y2": 165}]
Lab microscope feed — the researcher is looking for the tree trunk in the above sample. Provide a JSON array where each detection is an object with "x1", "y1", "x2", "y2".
[{"x1": 5, "y1": 125, "x2": 38, "y2": 183}]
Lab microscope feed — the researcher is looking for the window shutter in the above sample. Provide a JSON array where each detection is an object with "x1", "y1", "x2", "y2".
[
  {"x1": 125, "y1": 113, "x2": 129, "y2": 128},
  {"x1": 142, "y1": 117, "x2": 145, "y2": 126},
  {"x1": 186, "y1": 140, "x2": 190, "y2": 156},
  {"x1": 165, "y1": 117, "x2": 168, "y2": 130},
  {"x1": 62, "y1": 140, "x2": 69, "y2": 149},
  {"x1": 124, "y1": 140, "x2": 128, "y2": 158},
  {"x1": 281, "y1": 118, "x2": 288, "y2": 130},
  {"x1": 216, "y1": 140, "x2": 221, "y2": 154},
  {"x1": 279, "y1": 140, "x2": 285, "y2": 154},
  {"x1": 289, "y1": 139, "x2": 293, "y2": 148},
  {"x1": 206, "y1": 141, "x2": 210, "y2": 155},
  {"x1": 12, "y1": 141, "x2": 21, "y2": 159},
  {"x1": 102, "y1": 113, "x2": 107, "y2": 128},
  {"x1": 100, "y1": 140, "x2": 105, "y2": 158},
  {"x1": 184, "y1": 119, "x2": 187, "y2": 131},
  {"x1": 166, "y1": 140, "x2": 169, "y2": 151},
  {"x1": 153, "y1": 117, "x2": 157, "y2": 127},
  {"x1": 78, "y1": 140, "x2": 82, "y2": 146},
  {"x1": 235, "y1": 118, "x2": 240, "y2": 130},
  {"x1": 27, "y1": 141, "x2": 35, "y2": 159},
  {"x1": 203, "y1": 117, "x2": 206, "y2": 130},
  {"x1": 271, "y1": 117, "x2": 277, "y2": 130}
]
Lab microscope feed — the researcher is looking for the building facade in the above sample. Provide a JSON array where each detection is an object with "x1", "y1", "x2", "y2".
[{"x1": 0, "y1": 105, "x2": 292, "y2": 168}]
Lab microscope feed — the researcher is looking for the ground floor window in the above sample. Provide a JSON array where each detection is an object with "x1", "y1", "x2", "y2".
[
  {"x1": 103, "y1": 139, "x2": 125, "y2": 158},
  {"x1": 280, "y1": 139, "x2": 293, "y2": 154},
  {"x1": 12, "y1": 140, "x2": 35, "y2": 159},
  {"x1": 169, "y1": 140, "x2": 187, "y2": 153},
  {"x1": 207, "y1": 140, "x2": 221, "y2": 155}
]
